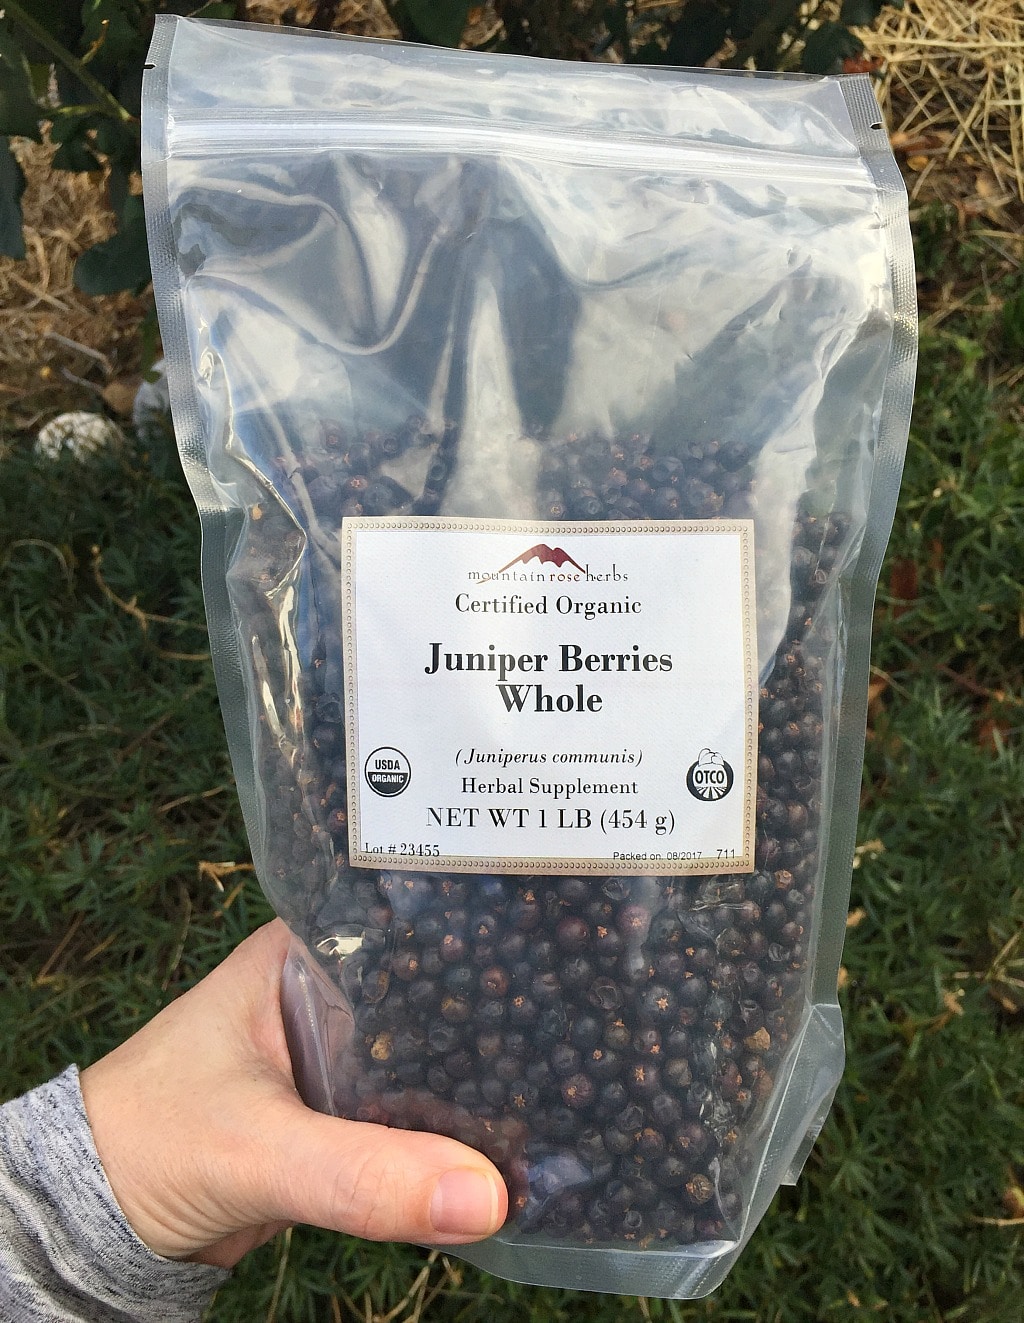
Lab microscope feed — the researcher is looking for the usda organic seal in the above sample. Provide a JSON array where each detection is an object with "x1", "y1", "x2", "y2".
[{"x1": 364, "y1": 747, "x2": 411, "y2": 797}]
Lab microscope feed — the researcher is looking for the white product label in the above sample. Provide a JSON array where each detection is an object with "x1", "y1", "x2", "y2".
[{"x1": 343, "y1": 518, "x2": 756, "y2": 874}]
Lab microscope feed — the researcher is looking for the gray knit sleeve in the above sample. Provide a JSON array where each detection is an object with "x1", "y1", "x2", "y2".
[{"x1": 0, "y1": 1065, "x2": 229, "y2": 1322}]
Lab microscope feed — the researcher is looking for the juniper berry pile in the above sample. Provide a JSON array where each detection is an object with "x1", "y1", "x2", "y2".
[{"x1": 231, "y1": 419, "x2": 846, "y2": 1246}]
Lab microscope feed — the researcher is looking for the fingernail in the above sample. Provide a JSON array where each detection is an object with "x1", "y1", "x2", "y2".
[{"x1": 430, "y1": 1168, "x2": 501, "y2": 1236}]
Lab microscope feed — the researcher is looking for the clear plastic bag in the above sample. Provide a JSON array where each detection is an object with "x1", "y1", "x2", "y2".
[{"x1": 142, "y1": 16, "x2": 916, "y2": 1298}]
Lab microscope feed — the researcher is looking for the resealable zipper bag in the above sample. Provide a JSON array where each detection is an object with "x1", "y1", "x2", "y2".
[{"x1": 142, "y1": 15, "x2": 916, "y2": 1299}]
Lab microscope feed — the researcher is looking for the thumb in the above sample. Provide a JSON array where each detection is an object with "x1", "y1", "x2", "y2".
[{"x1": 255, "y1": 1097, "x2": 508, "y2": 1245}]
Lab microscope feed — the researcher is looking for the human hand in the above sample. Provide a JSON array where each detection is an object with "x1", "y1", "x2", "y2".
[{"x1": 79, "y1": 920, "x2": 508, "y2": 1269}]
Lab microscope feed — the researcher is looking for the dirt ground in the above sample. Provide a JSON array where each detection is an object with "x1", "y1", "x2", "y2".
[{"x1": 0, "y1": 0, "x2": 1020, "y2": 435}]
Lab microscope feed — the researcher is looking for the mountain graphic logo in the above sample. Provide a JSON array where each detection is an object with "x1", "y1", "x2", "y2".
[{"x1": 478, "y1": 544, "x2": 586, "y2": 585}]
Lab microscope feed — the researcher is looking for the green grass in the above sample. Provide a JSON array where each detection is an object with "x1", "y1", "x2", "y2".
[{"x1": 1, "y1": 214, "x2": 1022, "y2": 1321}]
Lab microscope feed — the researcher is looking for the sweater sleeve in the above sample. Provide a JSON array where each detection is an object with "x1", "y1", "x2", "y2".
[{"x1": 0, "y1": 1065, "x2": 229, "y2": 1323}]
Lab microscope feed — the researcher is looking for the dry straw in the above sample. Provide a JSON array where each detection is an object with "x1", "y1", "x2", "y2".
[
  {"x1": 863, "y1": 0, "x2": 1023, "y2": 236},
  {"x1": 0, "y1": 142, "x2": 149, "y2": 434},
  {"x1": 245, "y1": 0, "x2": 397, "y2": 36}
]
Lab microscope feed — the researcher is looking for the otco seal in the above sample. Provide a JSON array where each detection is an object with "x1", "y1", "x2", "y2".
[{"x1": 685, "y1": 748, "x2": 734, "y2": 801}]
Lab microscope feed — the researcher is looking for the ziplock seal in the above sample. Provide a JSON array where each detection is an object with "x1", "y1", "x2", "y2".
[{"x1": 165, "y1": 115, "x2": 873, "y2": 187}]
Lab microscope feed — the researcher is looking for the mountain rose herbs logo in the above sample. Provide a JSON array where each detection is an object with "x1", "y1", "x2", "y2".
[{"x1": 477, "y1": 544, "x2": 587, "y2": 585}]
